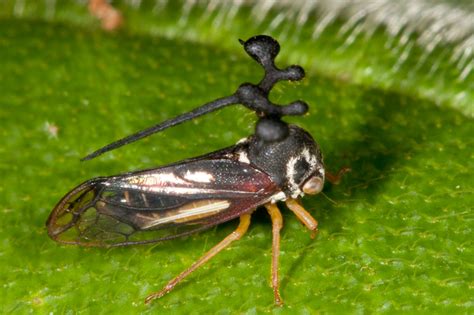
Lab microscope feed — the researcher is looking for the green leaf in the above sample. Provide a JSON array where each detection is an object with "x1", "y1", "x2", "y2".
[{"x1": 0, "y1": 1, "x2": 472, "y2": 314}]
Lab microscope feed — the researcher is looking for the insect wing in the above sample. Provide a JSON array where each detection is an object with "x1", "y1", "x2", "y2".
[{"x1": 47, "y1": 158, "x2": 278, "y2": 247}]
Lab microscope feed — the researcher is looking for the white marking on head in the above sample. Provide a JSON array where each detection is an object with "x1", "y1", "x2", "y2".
[
  {"x1": 183, "y1": 171, "x2": 215, "y2": 183},
  {"x1": 286, "y1": 146, "x2": 320, "y2": 196},
  {"x1": 286, "y1": 155, "x2": 300, "y2": 193},
  {"x1": 302, "y1": 147, "x2": 318, "y2": 169}
]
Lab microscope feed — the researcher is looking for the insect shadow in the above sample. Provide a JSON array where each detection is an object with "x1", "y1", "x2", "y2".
[
  {"x1": 282, "y1": 84, "x2": 462, "y2": 287},
  {"x1": 332, "y1": 88, "x2": 446, "y2": 201}
]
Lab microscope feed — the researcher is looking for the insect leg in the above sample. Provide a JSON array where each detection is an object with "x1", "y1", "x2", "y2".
[
  {"x1": 144, "y1": 213, "x2": 252, "y2": 304},
  {"x1": 285, "y1": 199, "x2": 318, "y2": 239},
  {"x1": 325, "y1": 167, "x2": 351, "y2": 185},
  {"x1": 264, "y1": 203, "x2": 284, "y2": 307}
]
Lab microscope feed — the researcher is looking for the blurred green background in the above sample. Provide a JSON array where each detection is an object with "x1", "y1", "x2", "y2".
[{"x1": 0, "y1": 1, "x2": 472, "y2": 314}]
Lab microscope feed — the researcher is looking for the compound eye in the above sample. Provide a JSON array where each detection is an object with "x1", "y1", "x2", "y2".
[{"x1": 302, "y1": 176, "x2": 324, "y2": 195}]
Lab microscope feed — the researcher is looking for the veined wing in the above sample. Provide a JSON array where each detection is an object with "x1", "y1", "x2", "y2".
[{"x1": 47, "y1": 158, "x2": 279, "y2": 247}]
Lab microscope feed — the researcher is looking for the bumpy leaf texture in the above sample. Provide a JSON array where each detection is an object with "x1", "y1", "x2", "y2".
[{"x1": 0, "y1": 1, "x2": 472, "y2": 313}]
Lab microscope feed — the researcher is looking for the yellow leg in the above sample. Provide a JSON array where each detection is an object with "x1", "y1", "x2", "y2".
[
  {"x1": 145, "y1": 214, "x2": 252, "y2": 304},
  {"x1": 265, "y1": 203, "x2": 284, "y2": 307},
  {"x1": 325, "y1": 167, "x2": 351, "y2": 185},
  {"x1": 285, "y1": 199, "x2": 318, "y2": 239}
]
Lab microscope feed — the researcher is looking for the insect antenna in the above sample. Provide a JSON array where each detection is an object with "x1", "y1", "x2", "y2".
[{"x1": 82, "y1": 35, "x2": 310, "y2": 161}]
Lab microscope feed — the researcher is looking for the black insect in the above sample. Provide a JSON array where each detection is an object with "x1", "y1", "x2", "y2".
[{"x1": 47, "y1": 35, "x2": 349, "y2": 306}]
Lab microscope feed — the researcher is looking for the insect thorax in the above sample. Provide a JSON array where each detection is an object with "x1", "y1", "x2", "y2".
[{"x1": 246, "y1": 125, "x2": 324, "y2": 199}]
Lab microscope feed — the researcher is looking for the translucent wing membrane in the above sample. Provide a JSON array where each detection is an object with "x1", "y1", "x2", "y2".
[{"x1": 47, "y1": 158, "x2": 278, "y2": 247}]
